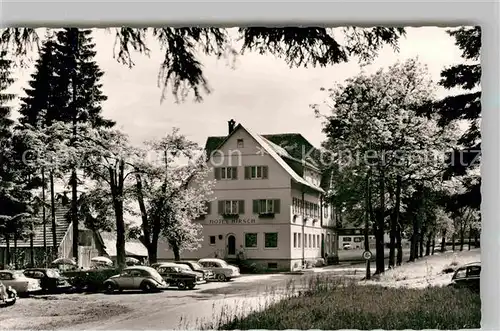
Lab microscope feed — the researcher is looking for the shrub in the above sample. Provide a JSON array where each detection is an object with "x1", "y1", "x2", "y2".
[
  {"x1": 201, "y1": 276, "x2": 480, "y2": 330},
  {"x1": 63, "y1": 268, "x2": 120, "y2": 292},
  {"x1": 326, "y1": 254, "x2": 339, "y2": 265}
]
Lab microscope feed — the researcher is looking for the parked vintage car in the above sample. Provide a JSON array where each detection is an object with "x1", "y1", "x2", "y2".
[
  {"x1": 0, "y1": 282, "x2": 17, "y2": 307},
  {"x1": 175, "y1": 260, "x2": 215, "y2": 280},
  {"x1": 23, "y1": 268, "x2": 72, "y2": 293},
  {"x1": 103, "y1": 266, "x2": 168, "y2": 293},
  {"x1": 198, "y1": 258, "x2": 240, "y2": 282},
  {"x1": 154, "y1": 262, "x2": 205, "y2": 290},
  {"x1": 0, "y1": 270, "x2": 41, "y2": 297},
  {"x1": 450, "y1": 262, "x2": 480, "y2": 291}
]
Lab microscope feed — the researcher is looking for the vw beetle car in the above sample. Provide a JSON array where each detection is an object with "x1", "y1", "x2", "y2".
[
  {"x1": 0, "y1": 282, "x2": 17, "y2": 307},
  {"x1": 103, "y1": 266, "x2": 168, "y2": 293},
  {"x1": 198, "y1": 258, "x2": 240, "y2": 282},
  {"x1": 154, "y1": 262, "x2": 205, "y2": 290}
]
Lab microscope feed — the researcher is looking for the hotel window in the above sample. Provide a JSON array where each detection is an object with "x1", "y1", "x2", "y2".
[
  {"x1": 215, "y1": 167, "x2": 237, "y2": 180},
  {"x1": 304, "y1": 234, "x2": 307, "y2": 247},
  {"x1": 324, "y1": 205, "x2": 329, "y2": 218},
  {"x1": 253, "y1": 199, "x2": 281, "y2": 214},
  {"x1": 209, "y1": 236, "x2": 216, "y2": 245},
  {"x1": 354, "y1": 237, "x2": 363, "y2": 243},
  {"x1": 309, "y1": 234, "x2": 312, "y2": 248},
  {"x1": 343, "y1": 237, "x2": 352, "y2": 242},
  {"x1": 298, "y1": 233, "x2": 301, "y2": 248},
  {"x1": 264, "y1": 233, "x2": 278, "y2": 248},
  {"x1": 245, "y1": 166, "x2": 268, "y2": 179},
  {"x1": 317, "y1": 235, "x2": 320, "y2": 248},
  {"x1": 293, "y1": 233, "x2": 297, "y2": 248},
  {"x1": 245, "y1": 233, "x2": 258, "y2": 248},
  {"x1": 313, "y1": 234, "x2": 316, "y2": 248},
  {"x1": 237, "y1": 139, "x2": 244, "y2": 148},
  {"x1": 218, "y1": 200, "x2": 244, "y2": 215}
]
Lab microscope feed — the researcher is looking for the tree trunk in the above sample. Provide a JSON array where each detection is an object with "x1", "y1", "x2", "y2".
[
  {"x1": 71, "y1": 27, "x2": 80, "y2": 267},
  {"x1": 419, "y1": 226, "x2": 425, "y2": 258},
  {"x1": 42, "y1": 168, "x2": 47, "y2": 263},
  {"x1": 440, "y1": 230, "x2": 446, "y2": 252},
  {"x1": 468, "y1": 225, "x2": 472, "y2": 250},
  {"x1": 452, "y1": 233, "x2": 456, "y2": 251},
  {"x1": 389, "y1": 175, "x2": 401, "y2": 269},
  {"x1": 71, "y1": 169, "x2": 79, "y2": 264},
  {"x1": 13, "y1": 232, "x2": 18, "y2": 269},
  {"x1": 431, "y1": 238, "x2": 436, "y2": 255},
  {"x1": 364, "y1": 171, "x2": 371, "y2": 280},
  {"x1": 425, "y1": 233, "x2": 431, "y2": 256},
  {"x1": 460, "y1": 224, "x2": 465, "y2": 251},
  {"x1": 135, "y1": 174, "x2": 155, "y2": 263},
  {"x1": 29, "y1": 222, "x2": 34, "y2": 267},
  {"x1": 474, "y1": 233, "x2": 479, "y2": 247},
  {"x1": 111, "y1": 160, "x2": 127, "y2": 270},
  {"x1": 50, "y1": 171, "x2": 57, "y2": 260},
  {"x1": 396, "y1": 222, "x2": 403, "y2": 266},
  {"x1": 171, "y1": 241, "x2": 181, "y2": 261},
  {"x1": 5, "y1": 237, "x2": 10, "y2": 266},
  {"x1": 375, "y1": 167, "x2": 385, "y2": 275}
]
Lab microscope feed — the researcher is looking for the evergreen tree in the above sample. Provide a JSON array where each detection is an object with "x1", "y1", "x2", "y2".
[
  {"x1": 423, "y1": 27, "x2": 481, "y2": 209},
  {"x1": 51, "y1": 28, "x2": 113, "y2": 264},
  {"x1": 0, "y1": 51, "x2": 32, "y2": 265}
]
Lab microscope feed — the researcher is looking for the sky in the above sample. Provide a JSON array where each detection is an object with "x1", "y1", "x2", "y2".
[{"x1": 8, "y1": 26, "x2": 466, "y2": 150}]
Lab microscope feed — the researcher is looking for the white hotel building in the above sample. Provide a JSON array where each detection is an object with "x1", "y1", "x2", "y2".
[{"x1": 158, "y1": 120, "x2": 338, "y2": 271}]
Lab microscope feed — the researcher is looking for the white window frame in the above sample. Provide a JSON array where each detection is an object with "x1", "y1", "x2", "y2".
[
  {"x1": 258, "y1": 199, "x2": 274, "y2": 214},
  {"x1": 244, "y1": 232, "x2": 258, "y2": 248},
  {"x1": 250, "y1": 166, "x2": 265, "y2": 179},
  {"x1": 220, "y1": 167, "x2": 235, "y2": 180},
  {"x1": 313, "y1": 234, "x2": 316, "y2": 248},
  {"x1": 298, "y1": 233, "x2": 301, "y2": 248},
  {"x1": 293, "y1": 233, "x2": 297, "y2": 248},
  {"x1": 224, "y1": 200, "x2": 239, "y2": 214},
  {"x1": 264, "y1": 232, "x2": 278, "y2": 249}
]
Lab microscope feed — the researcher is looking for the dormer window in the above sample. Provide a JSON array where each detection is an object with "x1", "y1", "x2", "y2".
[{"x1": 237, "y1": 139, "x2": 244, "y2": 148}]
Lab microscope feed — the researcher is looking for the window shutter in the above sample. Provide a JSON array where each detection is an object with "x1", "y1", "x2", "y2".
[
  {"x1": 232, "y1": 167, "x2": 238, "y2": 180},
  {"x1": 214, "y1": 167, "x2": 221, "y2": 180},
  {"x1": 244, "y1": 166, "x2": 251, "y2": 179},
  {"x1": 274, "y1": 199, "x2": 280, "y2": 213},
  {"x1": 238, "y1": 200, "x2": 245, "y2": 214},
  {"x1": 252, "y1": 200, "x2": 259, "y2": 214},
  {"x1": 262, "y1": 166, "x2": 269, "y2": 179},
  {"x1": 218, "y1": 200, "x2": 224, "y2": 214},
  {"x1": 206, "y1": 201, "x2": 211, "y2": 214}
]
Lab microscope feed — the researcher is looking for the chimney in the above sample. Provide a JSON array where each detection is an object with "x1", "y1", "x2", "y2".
[{"x1": 228, "y1": 119, "x2": 236, "y2": 135}]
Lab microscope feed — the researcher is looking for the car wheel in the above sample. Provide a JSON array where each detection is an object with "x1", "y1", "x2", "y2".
[
  {"x1": 177, "y1": 281, "x2": 187, "y2": 290},
  {"x1": 187, "y1": 282, "x2": 196, "y2": 290},
  {"x1": 217, "y1": 274, "x2": 227, "y2": 282},
  {"x1": 105, "y1": 282, "x2": 117, "y2": 294},
  {"x1": 141, "y1": 282, "x2": 154, "y2": 293}
]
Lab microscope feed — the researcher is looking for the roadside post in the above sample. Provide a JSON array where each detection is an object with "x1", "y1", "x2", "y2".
[{"x1": 363, "y1": 250, "x2": 372, "y2": 280}]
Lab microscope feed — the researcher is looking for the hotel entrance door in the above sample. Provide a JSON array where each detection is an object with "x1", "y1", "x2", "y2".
[{"x1": 227, "y1": 235, "x2": 236, "y2": 256}]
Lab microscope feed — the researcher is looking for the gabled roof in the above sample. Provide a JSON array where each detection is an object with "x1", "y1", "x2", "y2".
[
  {"x1": 207, "y1": 124, "x2": 324, "y2": 193},
  {"x1": 99, "y1": 231, "x2": 148, "y2": 257},
  {"x1": 0, "y1": 206, "x2": 79, "y2": 248}
]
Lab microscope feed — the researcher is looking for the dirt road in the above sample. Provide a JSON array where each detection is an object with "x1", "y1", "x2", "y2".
[{"x1": 1, "y1": 272, "x2": 346, "y2": 330}]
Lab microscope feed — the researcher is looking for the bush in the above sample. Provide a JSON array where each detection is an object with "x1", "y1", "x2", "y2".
[
  {"x1": 326, "y1": 254, "x2": 339, "y2": 265},
  {"x1": 63, "y1": 268, "x2": 120, "y2": 292},
  {"x1": 201, "y1": 276, "x2": 480, "y2": 330}
]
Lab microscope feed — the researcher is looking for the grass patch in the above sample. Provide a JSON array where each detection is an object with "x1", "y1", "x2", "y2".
[{"x1": 200, "y1": 275, "x2": 480, "y2": 330}]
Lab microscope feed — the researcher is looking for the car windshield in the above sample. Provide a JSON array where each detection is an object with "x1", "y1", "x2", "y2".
[
  {"x1": 47, "y1": 269, "x2": 61, "y2": 278},
  {"x1": 191, "y1": 262, "x2": 202, "y2": 269}
]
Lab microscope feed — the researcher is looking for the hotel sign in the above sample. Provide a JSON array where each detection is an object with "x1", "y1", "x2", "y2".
[{"x1": 208, "y1": 218, "x2": 257, "y2": 224}]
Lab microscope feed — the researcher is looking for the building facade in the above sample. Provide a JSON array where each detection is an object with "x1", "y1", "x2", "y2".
[{"x1": 158, "y1": 120, "x2": 338, "y2": 271}]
